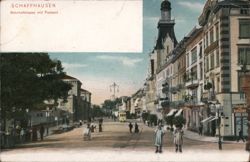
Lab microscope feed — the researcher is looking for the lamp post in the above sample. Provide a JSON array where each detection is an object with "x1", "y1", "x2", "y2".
[
  {"x1": 210, "y1": 101, "x2": 223, "y2": 150},
  {"x1": 215, "y1": 101, "x2": 222, "y2": 150}
]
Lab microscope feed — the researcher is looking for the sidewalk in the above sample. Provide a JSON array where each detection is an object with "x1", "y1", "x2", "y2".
[{"x1": 184, "y1": 129, "x2": 244, "y2": 144}]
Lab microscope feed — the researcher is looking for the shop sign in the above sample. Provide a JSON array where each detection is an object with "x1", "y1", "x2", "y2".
[{"x1": 233, "y1": 105, "x2": 247, "y2": 113}]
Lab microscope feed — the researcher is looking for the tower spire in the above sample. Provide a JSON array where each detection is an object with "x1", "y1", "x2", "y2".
[{"x1": 161, "y1": 0, "x2": 172, "y2": 21}]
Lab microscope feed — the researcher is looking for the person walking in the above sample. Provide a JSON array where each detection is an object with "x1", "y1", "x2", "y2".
[
  {"x1": 154, "y1": 125, "x2": 165, "y2": 153},
  {"x1": 173, "y1": 127, "x2": 184, "y2": 153},
  {"x1": 134, "y1": 122, "x2": 139, "y2": 133},
  {"x1": 83, "y1": 124, "x2": 91, "y2": 140},
  {"x1": 129, "y1": 122, "x2": 133, "y2": 133},
  {"x1": 198, "y1": 123, "x2": 203, "y2": 136},
  {"x1": 237, "y1": 129, "x2": 245, "y2": 142},
  {"x1": 39, "y1": 125, "x2": 45, "y2": 141},
  {"x1": 20, "y1": 128, "x2": 25, "y2": 143}
]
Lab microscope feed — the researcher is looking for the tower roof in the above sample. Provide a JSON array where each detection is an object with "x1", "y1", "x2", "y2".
[{"x1": 161, "y1": 0, "x2": 171, "y2": 10}]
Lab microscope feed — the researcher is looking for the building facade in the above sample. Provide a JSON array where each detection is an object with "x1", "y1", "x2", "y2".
[{"x1": 144, "y1": 0, "x2": 250, "y2": 139}]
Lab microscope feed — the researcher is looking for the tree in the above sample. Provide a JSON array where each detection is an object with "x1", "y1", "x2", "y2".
[
  {"x1": 173, "y1": 115, "x2": 186, "y2": 128},
  {"x1": 0, "y1": 53, "x2": 72, "y2": 130},
  {"x1": 147, "y1": 114, "x2": 157, "y2": 126},
  {"x1": 141, "y1": 112, "x2": 149, "y2": 122},
  {"x1": 92, "y1": 105, "x2": 103, "y2": 118}
]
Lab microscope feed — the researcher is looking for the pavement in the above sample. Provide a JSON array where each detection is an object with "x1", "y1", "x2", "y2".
[
  {"x1": 0, "y1": 120, "x2": 248, "y2": 162},
  {"x1": 183, "y1": 129, "x2": 246, "y2": 144}
]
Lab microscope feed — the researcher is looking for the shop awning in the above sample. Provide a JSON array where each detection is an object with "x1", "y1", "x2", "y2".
[
  {"x1": 201, "y1": 116, "x2": 214, "y2": 123},
  {"x1": 207, "y1": 116, "x2": 218, "y2": 122},
  {"x1": 167, "y1": 109, "x2": 177, "y2": 116},
  {"x1": 175, "y1": 109, "x2": 183, "y2": 117}
]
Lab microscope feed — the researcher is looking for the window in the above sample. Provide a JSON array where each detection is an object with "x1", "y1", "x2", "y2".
[
  {"x1": 200, "y1": 62, "x2": 203, "y2": 80},
  {"x1": 191, "y1": 66, "x2": 197, "y2": 80},
  {"x1": 191, "y1": 47, "x2": 197, "y2": 64},
  {"x1": 199, "y1": 43, "x2": 203, "y2": 58},
  {"x1": 215, "y1": 23, "x2": 219, "y2": 41},
  {"x1": 205, "y1": 32, "x2": 209, "y2": 48},
  {"x1": 216, "y1": 76, "x2": 220, "y2": 93},
  {"x1": 239, "y1": 19, "x2": 250, "y2": 38},
  {"x1": 192, "y1": 89, "x2": 198, "y2": 103},
  {"x1": 205, "y1": 56, "x2": 209, "y2": 72},
  {"x1": 238, "y1": 47, "x2": 250, "y2": 64},
  {"x1": 210, "y1": 27, "x2": 214, "y2": 44},
  {"x1": 186, "y1": 54, "x2": 189, "y2": 67},
  {"x1": 210, "y1": 53, "x2": 215, "y2": 69},
  {"x1": 216, "y1": 49, "x2": 220, "y2": 67},
  {"x1": 241, "y1": 9, "x2": 249, "y2": 15}
]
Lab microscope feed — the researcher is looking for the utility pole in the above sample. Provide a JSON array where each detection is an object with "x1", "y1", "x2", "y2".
[{"x1": 110, "y1": 82, "x2": 119, "y2": 100}]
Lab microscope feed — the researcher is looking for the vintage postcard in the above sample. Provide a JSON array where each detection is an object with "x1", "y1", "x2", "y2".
[{"x1": 0, "y1": 0, "x2": 250, "y2": 162}]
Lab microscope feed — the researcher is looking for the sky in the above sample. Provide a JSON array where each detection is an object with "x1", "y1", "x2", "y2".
[{"x1": 49, "y1": 0, "x2": 207, "y2": 105}]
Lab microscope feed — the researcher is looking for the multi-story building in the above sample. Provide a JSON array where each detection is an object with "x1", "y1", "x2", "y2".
[
  {"x1": 154, "y1": 0, "x2": 178, "y2": 118},
  {"x1": 145, "y1": 0, "x2": 250, "y2": 139},
  {"x1": 80, "y1": 89, "x2": 91, "y2": 121},
  {"x1": 130, "y1": 89, "x2": 145, "y2": 117},
  {"x1": 198, "y1": 0, "x2": 250, "y2": 139},
  {"x1": 57, "y1": 75, "x2": 91, "y2": 122},
  {"x1": 144, "y1": 50, "x2": 158, "y2": 115}
]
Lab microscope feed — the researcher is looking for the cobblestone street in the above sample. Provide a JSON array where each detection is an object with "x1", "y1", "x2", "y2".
[{"x1": 1, "y1": 121, "x2": 248, "y2": 162}]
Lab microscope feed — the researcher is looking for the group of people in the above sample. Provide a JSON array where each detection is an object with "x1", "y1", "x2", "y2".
[
  {"x1": 154, "y1": 125, "x2": 184, "y2": 153},
  {"x1": 128, "y1": 122, "x2": 139, "y2": 133},
  {"x1": 83, "y1": 120, "x2": 103, "y2": 141}
]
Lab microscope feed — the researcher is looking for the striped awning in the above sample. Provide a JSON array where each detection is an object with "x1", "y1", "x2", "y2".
[
  {"x1": 208, "y1": 116, "x2": 218, "y2": 122},
  {"x1": 167, "y1": 109, "x2": 177, "y2": 116},
  {"x1": 201, "y1": 116, "x2": 214, "y2": 123},
  {"x1": 175, "y1": 109, "x2": 183, "y2": 117}
]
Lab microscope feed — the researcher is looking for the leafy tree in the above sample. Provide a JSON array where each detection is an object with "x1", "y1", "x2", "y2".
[
  {"x1": 165, "y1": 115, "x2": 174, "y2": 129},
  {"x1": 0, "y1": 53, "x2": 72, "y2": 130},
  {"x1": 173, "y1": 115, "x2": 186, "y2": 128},
  {"x1": 147, "y1": 114, "x2": 157, "y2": 126},
  {"x1": 141, "y1": 112, "x2": 149, "y2": 122},
  {"x1": 92, "y1": 105, "x2": 104, "y2": 118}
]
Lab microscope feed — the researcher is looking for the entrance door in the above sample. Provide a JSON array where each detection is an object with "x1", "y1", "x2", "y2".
[{"x1": 235, "y1": 112, "x2": 248, "y2": 136}]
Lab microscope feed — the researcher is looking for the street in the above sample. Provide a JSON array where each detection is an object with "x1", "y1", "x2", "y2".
[{"x1": 0, "y1": 120, "x2": 248, "y2": 162}]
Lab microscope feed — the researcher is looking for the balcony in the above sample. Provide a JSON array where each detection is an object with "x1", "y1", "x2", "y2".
[
  {"x1": 162, "y1": 87, "x2": 169, "y2": 93},
  {"x1": 185, "y1": 79, "x2": 199, "y2": 90},
  {"x1": 161, "y1": 100, "x2": 170, "y2": 108}
]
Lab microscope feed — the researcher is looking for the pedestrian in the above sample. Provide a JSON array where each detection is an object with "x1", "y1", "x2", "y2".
[
  {"x1": 129, "y1": 122, "x2": 133, "y2": 133},
  {"x1": 198, "y1": 123, "x2": 203, "y2": 136},
  {"x1": 83, "y1": 124, "x2": 91, "y2": 140},
  {"x1": 154, "y1": 125, "x2": 165, "y2": 153},
  {"x1": 237, "y1": 129, "x2": 245, "y2": 142},
  {"x1": 79, "y1": 120, "x2": 83, "y2": 126},
  {"x1": 99, "y1": 119, "x2": 103, "y2": 132},
  {"x1": 20, "y1": 128, "x2": 25, "y2": 143},
  {"x1": 134, "y1": 123, "x2": 139, "y2": 133},
  {"x1": 46, "y1": 125, "x2": 49, "y2": 136},
  {"x1": 39, "y1": 125, "x2": 45, "y2": 141},
  {"x1": 173, "y1": 127, "x2": 184, "y2": 153}
]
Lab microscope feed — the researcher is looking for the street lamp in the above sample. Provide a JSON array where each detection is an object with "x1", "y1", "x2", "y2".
[
  {"x1": 215, "y1": 101, "x2": 222, "y2": 150},
  {"x1": 209, "y1": 100, "x2": 223, "y2": 150}
]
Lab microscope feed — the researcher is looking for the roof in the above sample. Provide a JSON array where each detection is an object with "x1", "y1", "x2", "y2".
[
  {"x1": 199, "y1": 0, "x2": 250, "y2": 26},
  {"x1": 155, "y1": 23, "x2": 178, "y2": 50},
  {"x1": 61, "y1": 74, "x2": 77, "y2": 80},
  {"x1": 161, "y1": 0, "x2": 171, "y2": 11},
  {"x1": 80, "y1": 88, "x2": 91, "y2": 94}
]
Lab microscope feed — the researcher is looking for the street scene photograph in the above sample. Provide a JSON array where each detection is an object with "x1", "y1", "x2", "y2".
[{"x1": 1, "y1": 0, "x2": 250, "y2": 162}]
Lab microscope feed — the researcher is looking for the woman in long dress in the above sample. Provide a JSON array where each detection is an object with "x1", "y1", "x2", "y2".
[
  {"x1": 154, "y1": 125, "x2": 164, "y2": 153},
  {"x1": 173, "y1": 127, "x2": 184, "y2": 153}
]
